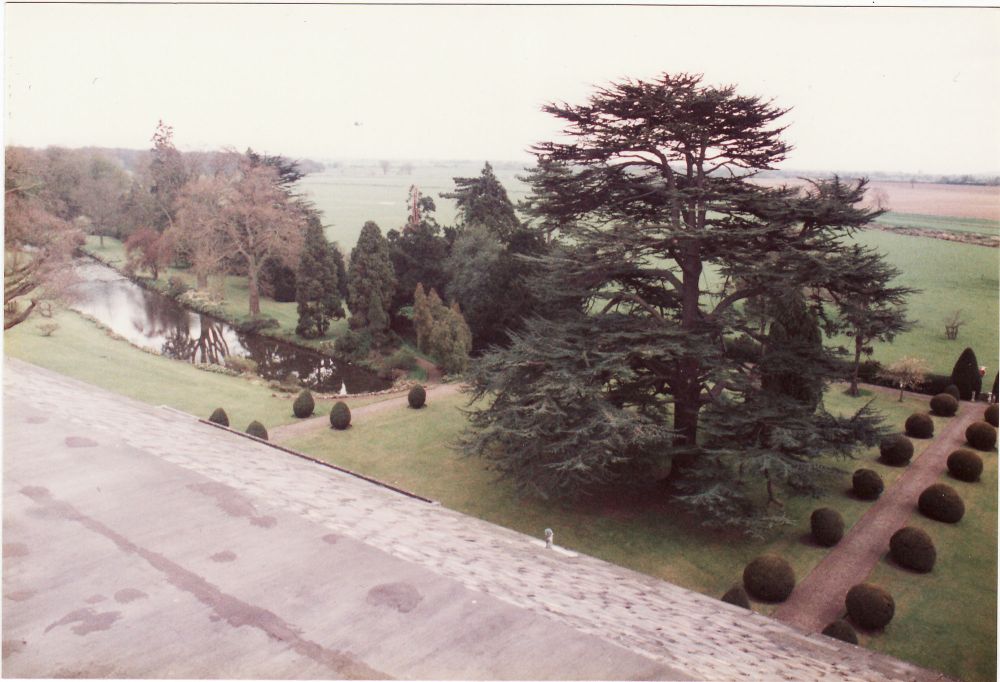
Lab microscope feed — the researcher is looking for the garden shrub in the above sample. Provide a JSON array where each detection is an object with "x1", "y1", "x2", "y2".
[
  {"x1": 944, "y1": 384, "x2": 961, "y2": 400},
  {"x1": 386, "y1": 348, "x2": 418, "y2": 371},
  {"x1": 951, "y1": 347, "x2": 982, "y2": 401},
  {"x1": 845, "y1": 583, "x2": 894, "y2": 630},
  {"x1": 821, "y1": 619, "x2": 858, "y2": 645},
  {"x1": 966, "y1": 421, "x2": 997, "y2": 451},
  {"x1": 245, "y1": 420, "x2": 268, "y2": 440},
  {"x1": 721, "y1": 585, "x2": 750, "y2": 609},
  {"x1": 857, "y1": 359, "x2": 883, "y2": 384},
  {"x1": 947, "y1": 448, "x2": 983, "y2": 482},
  {"x1": 208, "y1": 407, "x2": 229, "y2": 427},
  {"x1": 921, "y1": 374, "x2": 953, "y2": 397},
  {"x1": 224, "y1": 355, "x2": 259, "y2": 375},
  {"x1": 918, "y1": 483, "x2": 965, "y2": 523},
  {"x1": 929, "y1": 393, "x2": 958, "y2": 417},
  {"x1": 852, "y1": 469, "x2": 884, "y2": 500},
  {"x1": 878, "y1": 435, "x2": 913, "y2": 466},
  {"x1": 334, "y1": 330, "x2": 372, "y2": 361},
  {"x1": 810, "y1": 507, "x2": 844, "y2": 547},
  {"x1": 235, "y1": 317, "x2": 280, "y2": 334},
  {"x1": 330, "y1": 401, "x2": 351, "y2": 430},
  {"x1": 889, "y1": 527, "x2": 936, "y2": 573},
  {"x1": 293, "y1": 389, "x2": 315, "y2": 418},
  {"x1": 904, "y1": 413, "x2": 934, "y2": 439},
  {"x1": 984, "y1": 403, "x2": 998, "y2": 428},
  {"x1": 408, "y1": 385, "x2": 427, "y2": 409},
  {"x1": 742, "y1": 555, "x2": 795, "y2": 603}
]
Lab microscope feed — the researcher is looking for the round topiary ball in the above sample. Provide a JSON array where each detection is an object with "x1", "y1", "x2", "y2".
[
  {"x1": 930, "y1": 393, "x2": 959, "y2": 417},
  {"x1": 944, "y1": 384, "x2": 961, "y2": 400},
  {"x1": 408, "y1": 385, "x2": 427, "y2": 409},
  {"x1": 810, "y1": 507, "x2": 845, "y2": 547},
  {"x1": 821, "y1": 619, "x2": 859, "y2": 645},
  {"x1": 330, "y1": 401, "x2": 351, "y2": 430},
  {"x1": 889, "y1": 526, "x2": 936, "y2": 573},
  {"x1": 985, "y1": 404, "x2": 999, "y2": 428},
  {"x1": 246, "y1": 420, "x2": 268, "y2": 441},
  {"x1": 293, "y1": 389, "x2": 315, "y2": 418},
  {"x1": 845, "y1": 583, "x2": 895, "y2": 630},
  {"x1": 208, "y1": 407, "x2": 229, "y2": 427},
  {"x1": 905, "y1": 413, "x2": 934, "y2": 439},
  {"x1": 742, "y1": 554, "x2": 796, "y2": 603},
  {"x1": 879, "y1": 435, "x2": 914, "y2": 467},
  {"x1": 721, "y1": 585, "x2": 750, "y2": 609},
  {"x1": 947, "y1": 448, "x2": 983, "y2": 483},
  {"x1": 852, "y1": 468, "x2": 884, "y2": 500},
  {"x1": 966, "y1": 421, "x2": 997, "y2": 451},
  {"x1": 918, "y1": 483, "x2": 965, "y2": 524}
]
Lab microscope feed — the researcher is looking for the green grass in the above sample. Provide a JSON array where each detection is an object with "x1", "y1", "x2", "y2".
[{"x1": 875, "y1": 211, "x2": 1000, "y2": 236}]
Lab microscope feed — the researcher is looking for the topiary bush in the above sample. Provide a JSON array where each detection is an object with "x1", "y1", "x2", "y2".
[
  {"x1": 944, "y1": 384, "x2": 961, "y2": 400},
  {"x1": 918, "y1": 483, "x2": 965, "y2": 524},
  {"x1": 721, "y1": 585, "x2": 750, "y2": 609},
  {"x1": 845, "y1": 583, "x2": 895, "y2": 630},
  {"x1": 947, "y1": 448, "x2": 983, "y2": 483},
  {"x1": 293, "y1": 389, "x2": 315, "y2": 418},
  {"x1": 246, "y1": 420, "x2": 268, "y2": 440},
  {"x1": 810, "y1": 507, "x2": 844, "y2": 547},
  {"x1": 966, "y1": 421, "x2": 997, "y2": 451},
  {"x1": 889, "y1": 527, "x2": 936, "y2": 573},
  {"x1": 408, "y1": 385, "x2": 427, "y2": 409},
  {"x1": 929, "y1": 393, "x2": 958, "y2": 417},
  {"x1": 852, "y1": 468, "x2": 884, "y2": 500},
  {"x1": 985, "y1": 404, "x2": 999, "y2": 428},
  {"x1": 904, "y1": 413, "x2": 934, "y2": 439},
  {"x1": 821, "y1": 619, "x2": 858, "y2": 645},
  {"x1": 879, "y1": 435, "x2": 913, "y2": 466},
  {"x1": 951, "y1": 347, "x2": 982, "y2": 401},
  {"x1": 330, "y1": 401, "x2": 351, "y2": 430},
  {"x1": 742, "y1": 555, "x2": 796, "y2": 603},
  {"x1": 208, "y1": 407, "x2": 230, "y2": 427}
]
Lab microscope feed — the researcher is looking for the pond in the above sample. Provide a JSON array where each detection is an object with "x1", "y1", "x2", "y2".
[{"x1": 70, "y1": 260, "x2": 391, "y2": 394}]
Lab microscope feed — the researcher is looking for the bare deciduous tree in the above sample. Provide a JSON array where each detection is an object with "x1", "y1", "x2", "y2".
[{"x1": 880, "y1": 356, "x2": 930, "y2": 401}]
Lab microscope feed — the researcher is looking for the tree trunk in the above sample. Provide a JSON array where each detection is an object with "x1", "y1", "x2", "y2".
[
  {"x1": 99, "y1": 234, "x2": 105, "y2": 247},
  {"x1": 849, "y1": 336, "x2": 863, "y2": 397},
  {"x1": 248, "y1": 271, "x2": 260, "y2": 317},
  {"x1": 672, "y1": 255, "x2": 703, "y2": 450}
]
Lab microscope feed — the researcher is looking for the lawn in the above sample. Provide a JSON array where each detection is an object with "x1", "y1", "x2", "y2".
[{"x1": 874, "y1": 211, "x2": 1000, "y2": 236}]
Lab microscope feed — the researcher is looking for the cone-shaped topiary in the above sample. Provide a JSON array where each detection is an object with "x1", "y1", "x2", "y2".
[
  {"x1": 879, "y1": 435, "x2": 913, "y2": 466},
  {"x1": 904, "y1": 413, "x2": 934, "y2": 439},
  {"x1": 918, "y1": 483, "x2": 965, "y2": 523},
  {"x1": 845, "y1": 583, "x2": 894, "y2": 630},
  {"x1": 330, "y1": 401, "x2": 351, "y2": 430},
  {"x1": 293, "y1": 389, "x2": 315, "y2": 418},
  {"x1": 966, "y1": 421, "x2": 997, "y2": 451},
  {"x1": 985, "y1": 404, "x2": 999, "y2": 428},
  {"x1": 246, "y1": 420, "x2": 268, "y2": 440},
  {"x1": 810, "y1": 508, "x2": 845, "y2": 547},
  {"x1": 742, "y1": 555, "x2": 796, "y2": 603},
  {"x1": 853, "y1": 468, "x2": 884, "y2": 500},
  {"x1": 821, "y1": 619, "x2": 859, "y2": 645},
  {"x1": 930, "y1": 393, "x2": 958, "y2": 417},
  {"x1": 992, "y1": 373, "x2": 999, "y2": 402},
  {"x1": 947, "y1": 448, "x2": 983, "y2": 482},
  {"x1": 951, "y1": 347, "x2": 981, "y2": 401},
  {"x1": 408, "y1": 385, "x2": 427, "y2": 409},
  {"x1": 889, "y1": 527, "x2": 936, "y2": 573},
  {"x1": 944, "y1": 384, "x2": 961, "y2": 400},
  {"x1": 721, "y1": 585, "x2": 751, "y2": 609},
  {"x1": 209, "y1": 407, "x2": 230, "y2": 427}
]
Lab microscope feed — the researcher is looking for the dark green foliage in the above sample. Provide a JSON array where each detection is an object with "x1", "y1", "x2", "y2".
[
  {"x1": 759, "y1": 293, "x2": 825, "y2": 411},
  {"x1": 330, "y1": 401, "x2": 351, "y2": 430},
  {"x1": 852, "y1": 469, "x2": 884, "y2": 500},
  {"x1": 347, "y1": 221, "x2": 395, "y2": 336},
  {"x1": 810, "y1": 508, "x2": 844, "y2": 547},
  {"x1": 440, "y1": 162, "x2": 521, "y2": 244},
  {"x1": 262, "y1": 258, "x2": 297, "y2": 302},
  {"x1": 857, "y1": 360, "x2": 883, "y2": 384},
  {"x1": 721, "y1": 585, "x2": 751, "y2": 609},
  {"x1": 333, "y1": 329, "x2": 372, "y2": 361},
  {"x1": 821, "y1": 620, "x2": 858, "y2": 645},
  {"x1": 985, "y1": 403, "x2": 998, "y2": 428},
  {"x1": 208, "y1": 407, "x2": 229, "y2": 427},
  {"x1": 878, "y1": 434, "x2": 913, "y2": 466},
  {"x1": 408, "y1": 385, "x2": 426, "y2": 409},
  {"x1": 992, "y1": 373, "x2": 999, "y2": 402},
  {"x1": 889, "y1": 527, "x2": 936, "y2": 573},
  {"x1": 413, "y1": 285, "x2": 472, "y2": 374},
  {"x1": 929, "y1": 393, "x2": 959, "y2": 417},
  {"x1": 904, "y1": 413, "x2": 934, "y2": 439},
  {"x1": 965, "y1": 421, "x2": 997, "y2": 451},
  {"x1": 950, "y1": 347, "x2": 982, "y2": 400},
  {"x1": 236, "y1": 317, "x2": 280, "y2": 334},
  {"x1": 948, "y1": 448, "x2": 983, "y2": 482},
  {"x1": 293, "y1": 389, "x2": 315, "y2": 418},
  {"x1": 385, "y1": 348, "x2": 417, "y2": 371},
  {"x1": 296, "y1": 215, "x2": 344, "y2": 339},
  {"x1": 725, "y1": 335, "x2": 762, "y2": 364},
  {"x1": 742, "y1": 555, "x2": 796, "y2": 603},
  {"x1": 918, "y1": 483, "x2": 965, "y2": 523},
  {"x1": 331, "y1": 245, "x2": 349, "y2": 302},
  {"x1": 944, "y1": 384, "x2": 961, "y2": 400},
  {"x1": 386, "y1": 192, "x2": 450, "y2": 325},
  {"x1": 245, "y1": 420, "x2": 268, "y2": 440},
  {"x1": 845, "y1": 584, "x2": 895, "y2": 630}
]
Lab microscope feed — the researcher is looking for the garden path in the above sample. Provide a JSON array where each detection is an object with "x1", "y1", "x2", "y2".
[{"x1": 773, "y1": 398, "x2": 984, "y2": 633}]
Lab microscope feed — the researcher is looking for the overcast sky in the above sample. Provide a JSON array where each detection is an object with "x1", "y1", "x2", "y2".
[{"x1": 5, "y1": 4, "x2": 1000, "y2": 174}]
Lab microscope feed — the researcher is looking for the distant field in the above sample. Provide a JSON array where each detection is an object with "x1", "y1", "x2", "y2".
[{"x1": 873, "y1": 211, "x2": 1000, "y2": 236}]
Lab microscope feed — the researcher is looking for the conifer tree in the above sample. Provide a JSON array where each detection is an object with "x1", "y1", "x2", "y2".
[
  {"x1": 331, "y1": 245, "x2": 349, "y2": 302},
  {"x1": 441, "y1": 162, "x2": 521, "y2": 244},
  {"x1": 759, "y1": 293, "x2": 827, "y2": 410},
  {"x1": 387, "y1": 189, "x2": 449, "y2": 322},
  {"x1": 347, "y1": 221, "x2": 395, "y2": 333},
  {"x1": 295, "y1": 214, "x2": 344, "y2": 338},
  {"x1": 951, "y1": 347, "x2": 982, "y2": 400}
]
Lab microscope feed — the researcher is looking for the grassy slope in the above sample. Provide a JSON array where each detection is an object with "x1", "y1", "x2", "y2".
[{"x1": 875, "y1": 211, "x2": 1000, "y2": 236}]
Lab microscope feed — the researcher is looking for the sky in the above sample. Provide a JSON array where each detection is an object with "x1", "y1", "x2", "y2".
[{"x1": 5, "y1": 4, "x2": 1000, "y2": 175}]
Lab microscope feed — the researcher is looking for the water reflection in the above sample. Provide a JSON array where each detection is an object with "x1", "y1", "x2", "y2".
[{"x1": 70, "y1": 260, "x2": 389, "y2": 394}]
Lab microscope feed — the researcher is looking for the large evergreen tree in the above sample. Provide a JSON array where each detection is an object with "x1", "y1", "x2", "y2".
[
  {"x1": 295, "y1": 214, "x2": 344, "y2": 338},
  {"x1": 387, "y1": 188, "x2": 450, "y2": 323},
  {"x1": 347, "y1": 221, "x2": 396, "y2": 334},
  {"x1": 441, "y1": 162, "x2": 521, "y2": 244}
]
